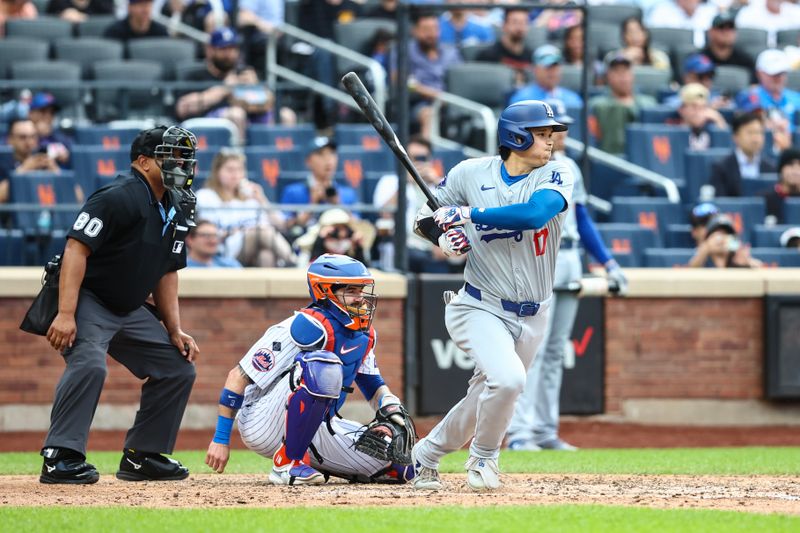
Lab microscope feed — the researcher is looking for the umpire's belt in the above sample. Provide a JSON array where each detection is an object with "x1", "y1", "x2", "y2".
[
  {"x1": 464, "y1": 282, "x2": 540, "y2": 317},
  {"x1": 560, "y1": 238, "x2": 578, "y2": 250}
]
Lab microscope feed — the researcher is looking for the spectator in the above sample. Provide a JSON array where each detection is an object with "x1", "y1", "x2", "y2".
[
  {"x1": 237, "y1": 0, "x2": 282, "y2": 36},
  {"x1": 404, "y1": 10, "x2": 462, "y2": 139},
  {"x1": 645, "y1": 0, "x2": 717, "y2": 48},
  {"x1": 701, "y1": 12, "x2": 756, "y2": 82},
  {"x1": 0, "y1": 0, "x2": 37, "y2": 38},
  {"x1": 533, "y1": 0, "x2": 581, "y2": 37},
  {"x1": 562, "y1": 24, "x2": 583, "y2": 66},
  {"x1": 372, "y1": 135, "x2": 453, "y2": 273},
  {"x1": 735, "y1": 0, "x2": 800, "y2": 48},
  {"x1": 280, "y1": 137, "x2": 358, "y2": 237},
  {"x1": 688, "y1": 202, "x2": 719, "y2": 247},
  {"x1": 609, "y1": 16, "x2": 671, "y2": 71},
  {"x1": 296, "y1": 0, "x2": 359, "y2": 40},
  {"x1": 1, "y1": 118, "x2": 60, "y2": 183},
  {"x1": 153, "y1": 0, "x2": 229, "y2": 33},
  {"x1": 688, "y1": 213, "x2": 763, "y2": 268},
  {"x1": 676, "y1": 83, "x2": 728, "y2": 151},
  {"x1": 363, "y1": 0, "x2": 396, "y2": 20},
  {"x1": 762, "y1": 148, "x2": 800, "y2": 223},
  {"x1": 27, "y1": 93, "x2": 71, "y2": 170},
  {"x1": 779, "y1": 226, "x2": 800, "y2": 250},
  {"x1": 186, "y1": 219, "x2": 243, "y2": 267},
  {"x1": 294, "y1": 207, "x2": 374, "y2": 266},
  {"x1": 589, "y1": 53, "x2": 657, "y2": 154},
  {"x1": 665, "y1": 53, "x2": 730, "y2": 109},
  {"x1": 196, "y1": 149, "x2": 295, "y2": 267},
  {"x1": 45, "y1": 0, "x2": 112, "y2": 23},
  {"x1": 736, "y1": 49, "x2": 800, "y2": 135},
  {"x1": 508, "y1": 44, "x2": 583, "y2": 108},
  {"x1": 476, "y1": 8, "x2": 533, "y2": 87},
  {"x1": 103, "y1": 0, "x2": 168, "y2": 41},
  {"x1": 439, "y1": 1, "x2": 494, "y2": 49},
  {"x1": 710, "y1": 112, "x2": 776, "y2": 197},
  {"x1": 175, "y1": 27, "x2": 292, "y2": 140}
]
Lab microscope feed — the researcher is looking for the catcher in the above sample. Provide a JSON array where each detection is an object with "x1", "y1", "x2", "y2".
[{"x1": 205, "y1": 254, "x2": 416, "y2": 485}]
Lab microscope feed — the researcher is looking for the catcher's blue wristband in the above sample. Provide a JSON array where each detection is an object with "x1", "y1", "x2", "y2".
[
  {"x1": 212, "y1": 415, "x2": 234, "y2": 445},
  {"x1": 219, "y1": 388, "x2": 244, "y2": 410}
]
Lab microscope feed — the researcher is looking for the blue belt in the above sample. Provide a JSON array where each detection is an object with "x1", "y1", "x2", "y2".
[
  {"x1": 464, "y1": 283, "x2": 540, "y2": 317},
  {"x1": 560, "y1": 238, "x2": 578, "y2": 250}
]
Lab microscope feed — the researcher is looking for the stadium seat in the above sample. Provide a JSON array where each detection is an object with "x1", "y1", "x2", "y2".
[
  {"x1": 11, "y1": 61, "x2": 82, "y2": 114},
  {"x1": 734, "y1": 28, "x2": 769, "y2": 48},
  {"x1": 75, "y1": 15, "x2": 115, "y2": 37},
  {"x1": 560, "y1": 65, "x2": 589, "y2": 94},
  {"x1": 633, "y1": 66, "x2": 672, "y2": 97},
  {"x1": 665, "y1": 223, "x2": 695, "y2": 248},
  {"x1": 71, "y1": 146, "x2": 131, "y2": 193},
  {"x1": 625, "y1": 125, "x2": 690, "y2": 181},
  {"x1": 446, "y1": 63, "x2": 516, "y2": 111},
  {"x1": 8, "y1": 172, "x2": 80, "y2": 231},
  {"x1": 588, "y1": 4, "x2": 642, "y2": 25},
  {"x1": 93, "y1": 60, "x2": 164, "y2": 120},
  {"x1": 648, "y1": 27, "x2": 693, "y2": 53},
  {"x1": 74, "y1": 126, "x2": 141, "y2": 148},
  {"x1": 0, "y1": 39, "x2": 48, "y2": 78},
  {"x1": 587, "y1": 22, "x2": 622, "y2": 57},
  {"x1": 777, "y1": 29, "x2": 800, "y2": 47},
  {"x1": 337, "y1": 145, "x2": 395, "y2": 190},
  {"x1": 713, "y1": 66, "x2": 750, "y2": 97},
  {"x1": 644, "y1": 248, "x2": 694, "y2": 267},
  {"x1": 752, "y1": 224, "x2": 795, "y2": 248},
  {"x1": 174, "y1": 61, "x2": 208, "y2": 81},
  {"x1": 713, "y1": 197, "x2": 767, "y2": 242},
  {"x1": 334, "y1": 124, "x2": 390, "y2": 152},
  {"x1": 460, "y1": 43, "x2": 492, "y2": 61},
  {"x1": 244, "y1": 147, "x2": 304, "y2": 200},
  {"x1": 709, "y1": 127, "x2": 733, "y2": 149},
  {"x1": 784, "y1": 198, "x2": 800, "y2": 224},
  {"x1": 741, "y1": 174, "x2": 777, "y2": 197},
  {"x1": 684, "y1": 148, "x2": 729, "y2": 204},
  {"x1": 5, "y1": 17, "x2": 72, "y2": 42},
  {"x1": 363, "y1": 171, "x2": 386, "y2": 208},
  {"x1": 750, "y1": 248, "x2": 800, "y2": 267},
  {"x1": 127, "y1": 38, "x2": 197, "y2": 80},
  {"x1": 610, "y1": 196, "x2": 684, "y2": 241},
  {"x1": 0, "y1": 229, "x2": 25, "y2": 266},
  {"x1": 54, "y1": 38, "x2": 124, "y2": 78},
  {"x1": 432, "y1": 148, "x2": 465, "y2": 177},
  {"x1": 194, "y1": 149, "x2": 217, "y2": 176},
  {"x1": 595, "y1": 222, "x2": 661, "y2": 267},
  {"x1": 248, "y1": 124, "x2": 316, "y2": 150},
  {"x1": 333, "y1": 19, "x2": 396, "y2": 73},
  {"x1": 523, "y1": 26, "x2": 548, "y2": 51},
  {"x1": 179, "y1": 122, "x2": 235, "y2": 148},
  {"x1": 639, "y1": 106, "x2": 678, "y2": 124}
]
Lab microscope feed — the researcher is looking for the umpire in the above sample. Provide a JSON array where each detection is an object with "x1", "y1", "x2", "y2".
[{"x1": 41, "y1": 126, "x2": 200, "y2": 484}]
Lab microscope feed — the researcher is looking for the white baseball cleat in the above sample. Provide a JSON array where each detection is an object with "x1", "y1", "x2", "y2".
[
  {"x1": 507, "y1": 438, "x2": 541, "y2": 451},
  {"x1": 465, "y1": 456, "x2": 501, "y2": 491},
  {"x1": 411, "y1": 441, "x2": 443, "y2": 491},
  {"x1": 537, "y1": 437, "x2": 578, "y2": 451}
]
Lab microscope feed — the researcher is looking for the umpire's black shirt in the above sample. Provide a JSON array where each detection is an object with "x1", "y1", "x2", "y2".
[{"x1": 67, "y1": 169, "x2": 188, "y2": 314}]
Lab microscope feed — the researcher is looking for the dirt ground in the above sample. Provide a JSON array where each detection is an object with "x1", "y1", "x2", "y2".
[{"x1": 1, "y1": 474, "x2": 798, "y2": 515}]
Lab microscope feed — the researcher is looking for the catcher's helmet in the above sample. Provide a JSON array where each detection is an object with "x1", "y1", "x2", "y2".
[
  {"x1": 498, "y1": 99, "x2": 568, "y2": 151},
  {"x1": 307, "y1": 254, "x2": 377, "y2": 332}
]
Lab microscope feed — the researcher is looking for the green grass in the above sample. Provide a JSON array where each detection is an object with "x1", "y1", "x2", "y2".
[
  {"x1": 3, "y1": 447, "x2": 800, "y2": 476},
  {"x1": 2, "y1": 505, "x2": 799, "y2": 533}
]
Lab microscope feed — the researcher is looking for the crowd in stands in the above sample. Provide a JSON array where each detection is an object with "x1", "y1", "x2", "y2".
[{"x1": 0, "y1": 0, "x2": 799, "y2": 270}]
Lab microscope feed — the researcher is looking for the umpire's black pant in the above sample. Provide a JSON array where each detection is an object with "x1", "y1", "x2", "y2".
[{"x1": 44, "y1": 289, "x2": 196, "y2": 456}]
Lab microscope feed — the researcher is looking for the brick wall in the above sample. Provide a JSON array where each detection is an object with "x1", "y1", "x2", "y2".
[
  {"x1": 604, "y1": 298, "x2": 764, "y2": 413},
  {"x1": 0, "y1": 297, "x2": 405, "y2": 407}
]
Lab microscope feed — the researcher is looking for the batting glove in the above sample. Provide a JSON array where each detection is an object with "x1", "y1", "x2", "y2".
[
  {"x1": 438, "y1": 227, "x2": 472, "y2": 257},
  {"x1": 433, "y1": 206, "x2": 472, "y2": 231},
  {"x1": 605, "y1": 259, "x2": 628, "y2": 296}
]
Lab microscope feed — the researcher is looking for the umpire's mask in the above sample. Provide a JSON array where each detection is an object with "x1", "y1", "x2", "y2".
[{"x1": 154, "y1": 126, "x2": 198, "y2": 190}]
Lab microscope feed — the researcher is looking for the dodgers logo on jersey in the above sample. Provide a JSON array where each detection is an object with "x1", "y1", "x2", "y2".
[
  {"x1": 251, "y1": 348, "x2": 275, "y2": 372},
  {"x1": 549, "y1": 171, "x2": 563, "y2": 186},
  {"x1": 475, "y1": 223, "x2": 524, "y2": 243}
]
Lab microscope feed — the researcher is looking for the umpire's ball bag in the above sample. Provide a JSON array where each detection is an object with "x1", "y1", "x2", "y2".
[{"x1": 20, "y1": 254, "x2": 61, "y2": 336}]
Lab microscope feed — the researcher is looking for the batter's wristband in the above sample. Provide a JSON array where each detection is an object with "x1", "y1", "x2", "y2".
[{"x1": 212, "y1": 415, "x2": 234, "y2": 445}]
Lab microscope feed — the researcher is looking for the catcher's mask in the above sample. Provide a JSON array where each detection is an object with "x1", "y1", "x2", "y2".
[
  {"x1": 154, "y1": 126, "x2": 198, "y2": 191},
  {"x1": 307, "y1": 254, "x2": 377, "y2": 332}
]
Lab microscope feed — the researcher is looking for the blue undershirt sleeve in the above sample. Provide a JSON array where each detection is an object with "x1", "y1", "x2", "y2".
[
  {"x1": 470, "y1": 188, "x2": 566, "y2": 231},
  {"x1": 576, "y1": 203, "x2": 613, "y2": 265},
  {"x1": 355, "y1": 373, "x2": 385, "y2": 402}
]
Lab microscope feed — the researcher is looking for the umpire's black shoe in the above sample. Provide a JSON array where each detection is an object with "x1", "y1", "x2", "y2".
[
  {"x1": 39, "y1": 447, "x2": 100, "y2": 485},
  {"x1": 116, "y1": 449, "x2": 189, "y2": 481}
]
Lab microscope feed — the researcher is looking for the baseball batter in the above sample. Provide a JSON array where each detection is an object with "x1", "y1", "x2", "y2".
[
  {"x1": 411, "y1": 100, "x2": 574, "y2": 491},
  {"x1": 204, "y1": 254, "x2": 415, "y2": 485},
  {"x1": 507, "y1": 99, "x2": 628, "y2": 452}
]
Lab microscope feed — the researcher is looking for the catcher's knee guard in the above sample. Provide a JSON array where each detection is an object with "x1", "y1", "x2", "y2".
[{"x1": 284, "y1": 351, "x2": 343, "y2": 461}]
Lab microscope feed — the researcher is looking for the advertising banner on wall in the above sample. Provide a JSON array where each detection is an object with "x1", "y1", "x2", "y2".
[{"x1": 415, "y1": 276, "x2": 605, "y2": 415}]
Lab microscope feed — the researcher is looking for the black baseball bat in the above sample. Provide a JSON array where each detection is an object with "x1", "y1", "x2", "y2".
[{"x1": 341, "y1": 72, "x2": 440, "y2": 210}]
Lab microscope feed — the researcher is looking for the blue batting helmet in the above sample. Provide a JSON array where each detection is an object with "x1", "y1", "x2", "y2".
[
  {"x1": 498, "y1": 100, "x2": 568, "y2": 151},
  {"x1": 307, "y1": 254, "x2": 376, "y2": 331}
]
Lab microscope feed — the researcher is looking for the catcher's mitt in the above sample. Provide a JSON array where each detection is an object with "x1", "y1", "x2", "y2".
[{"x1": 355, "y1": 403, "x2": 417, "y2": 464}]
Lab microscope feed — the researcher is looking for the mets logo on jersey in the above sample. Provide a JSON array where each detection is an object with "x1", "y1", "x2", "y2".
[
  {"x1": 251, "y1": 348, "x2": 275, "y2": 372},
  {"x1": 549, "y1": 171, "x2": 562, "y2": 185}
]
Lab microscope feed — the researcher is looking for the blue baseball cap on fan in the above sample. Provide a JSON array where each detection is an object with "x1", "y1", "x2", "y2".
[
  {"x1": 684, "y1": 53, "x2": 715, "y2": 75},
  {"x1": 210, "y1": 27, "x2": 240, "y2": 48}
]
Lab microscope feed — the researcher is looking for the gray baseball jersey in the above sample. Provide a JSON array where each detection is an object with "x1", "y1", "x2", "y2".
[
  {"x1": 433, "y1": 155, "x2": 574, "y2": 303},
  {"x1": 553, "y1": 153, "x2": 587, "y2": 242}
]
